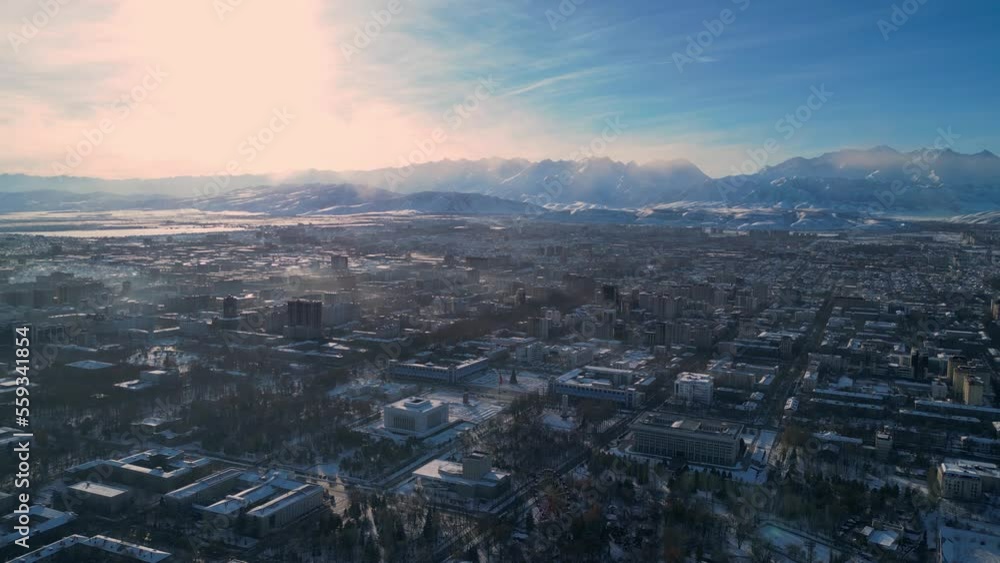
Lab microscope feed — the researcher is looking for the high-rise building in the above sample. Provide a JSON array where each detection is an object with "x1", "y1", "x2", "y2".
[
  {"x1": 601, "y1": 284, "x2": 618, "y2": 304},
  {"x1": 875, "y1": 428, "x2": 893, "y2": 458},
  {"x1": 530, "y1": 316, "x2": 550, "y2": 340},
  {"x1": 692, "y1": 325, "x2": 713, "y2": 351},
  {"x1": 285, "y1": 299, "x2": 323, "y2": 339},
  {"x1": 287, "y1": 299, "x2": 322, "y2": 328},
  {"x1": 222, "y1": 295, "x2": 239, "y2": 319},
  {"x1": 964, "y1": 376, "x2": 985, "y2": 406},
  {"x1": 674, "y1": 372, "x2": 714, "y2": 405},
  {"x1": 779, "y1": 336, "x2": 794, "y2": 360},
  {"x1": 910, "y1": 349, "x2": 928, "y2": 379},
  {"x1": 948, "y1": 355, "x2": 968, "y2": 387}
]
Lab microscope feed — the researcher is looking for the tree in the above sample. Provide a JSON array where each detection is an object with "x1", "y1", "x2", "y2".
[
  {"x1": 734, "y1": 516, "x2": 755, "y2": 550},
  {"x1": 805, "y1": 539, "x2": 817, "y2": 563},
  {"x1": 422, "y1": 508, "x2": 438, "y2": 543},
  {"x1": 750, "y1": 538, "x2": 773, "y2": 563}
]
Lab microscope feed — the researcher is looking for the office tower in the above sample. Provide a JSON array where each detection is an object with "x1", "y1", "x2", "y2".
[
  {"x1": 223, "y1": 295, "x2": 239, "y2": 319},
  {"x1": 285, "y1": 299, "x2": 323, "y2": 339}
]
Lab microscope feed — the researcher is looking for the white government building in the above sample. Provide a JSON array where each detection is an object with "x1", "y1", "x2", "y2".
[{"x1": 383, "y1": 396, "x2": 450, "y2": 436}]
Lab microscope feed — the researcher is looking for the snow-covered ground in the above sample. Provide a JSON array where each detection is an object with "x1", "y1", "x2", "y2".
[
  {"x1": 541, "y1": 412, "x2": 579, "y2": 433},
  {"x1": 465, "y1": 369, "x2": 550, "y2": 395},
  {"x1": 759, "y1": 523, "x2": 835, "y2": 562},
  {"x1": 424, "y1": 389, "x2": 505, "y2": 424}
]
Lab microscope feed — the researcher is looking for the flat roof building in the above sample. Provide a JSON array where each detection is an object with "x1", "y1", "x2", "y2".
[
  {"x1": 632, "y1": 415, "x2": 745, "y2": 466},
  {"x1": 938, "y1": 459, "x2": 1000, "y2": 500},
  {"x1": 674, "y1": 372, "x2": 714, "y2": 406},
  {"x1": 9, "y1": 534, "x2": 172, "y2": 562},
  {"x1": 67, "y1": 481, "x2": 133, "y2": 516},
  {"x1": 0, "y1": 506, "x2": 76, "y2": 551},
  {"x1": 190, "y1": 471, "x2": 323, "y2": 537},
  {"x1": 66, "y1": 448, "x2": 213, "y2": 494},
  {"x1": 246, "y1": 484, "x2": 324, "y2": 536},
  {"x1": 389, "y1": 357, "x2": 489, "y2": 384},
  {"x1": 162, "y1": 468, "x2": 244, "y2": 509},
  {"x1": 552, "y1": 365, "x2": 649, "y2": 408},
  {"x1": 413, "y1": 451, "x2": 511, "y2": 500},
  {"x1": 383, "y1": 396, "x2": 449, "y2": 437}
]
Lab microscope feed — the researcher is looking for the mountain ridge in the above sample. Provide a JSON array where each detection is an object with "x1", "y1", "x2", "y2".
[{"x1": 3, "y1": 146, "x2": 999, "y2": 216}]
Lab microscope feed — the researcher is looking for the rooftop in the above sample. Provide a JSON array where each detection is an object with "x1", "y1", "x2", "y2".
[
  {"x1": 69, "y1": 481, "x2": 130, "y2": 499},
  {"x1": 414, "y1": 458, "x2": 510, "y2": 487},
  {"x1": 636, "y1": 415, "x2": 743, "y2": 437}
]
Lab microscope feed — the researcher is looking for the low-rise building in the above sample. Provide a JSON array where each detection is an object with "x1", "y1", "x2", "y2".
[
  {"x1": 632, "y1": 415, "x2": 745, "y2": 466},
  {"x1": 162, "y1": 468, "x2": 244, "y2": 509},
  {"x1": 66, "y1": 448, "x2": 212, "y2": 494},
  {"x1": 413, "y1": 451, "x2": 511, "y2": 500},
  {"x1": 383, "y1": 397, "x2": 449, "y2": 436},
  {"x1": 389, "y1": 357, "x2": 489, "y2": 384},
  {"x1": 552, "y1": 365, "x2": 649, "y2": 408},
  {"x1": 937, "y1": 523, "x2": 1000, "y2": 563},
  {"x1": 246, "y1": 484, "x2": 324, "y2": 536},
  {"x1": 66, "y1": 481, "x2": 133, "y2": 516},
  {"x1": 9, "y1": 534, "x2": 172, "y2": 562}
]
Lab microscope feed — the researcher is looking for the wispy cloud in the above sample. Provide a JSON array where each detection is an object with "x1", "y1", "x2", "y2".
[{"x1": 0, "y1": 0, "x2": 997, "y2": 179}]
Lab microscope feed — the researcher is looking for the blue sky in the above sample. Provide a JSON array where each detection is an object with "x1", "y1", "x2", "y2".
[{"x1": 2, "y1": 0, "x2": 998, "y2": 178}]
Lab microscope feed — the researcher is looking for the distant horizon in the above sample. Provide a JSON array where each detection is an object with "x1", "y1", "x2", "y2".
[{"x1": 2, "y1": 143, "x2": 996, "y2": 183}]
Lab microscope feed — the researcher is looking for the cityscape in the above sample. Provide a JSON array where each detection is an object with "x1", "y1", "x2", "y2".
[{"x1": 3, "y1": 1, "x2": 1000, "y2": 562}]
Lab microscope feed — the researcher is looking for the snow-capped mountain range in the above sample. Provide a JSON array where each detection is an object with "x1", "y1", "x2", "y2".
[{"x1": 1, "y1": 146, "x2": 999, "y2": 218}]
